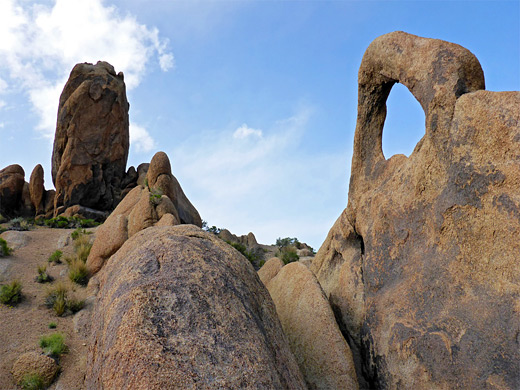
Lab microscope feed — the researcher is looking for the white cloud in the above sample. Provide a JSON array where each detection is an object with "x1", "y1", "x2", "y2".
[
  {"x1": 233, "y1": 124, "x2": 263, "y2": 140},
  {"x1": 170, "y1": 107, "x2": 349, "y2": 249},
  {"x1": 130, "y1": 122, "x2": 157, "y2": 154},
  {"x1": 0, "y1": 0, "x2": 173, "y2": 141},
  {"x1": 159, "y1": 53, "x2": 175, "y2": 72},
  {"x1": 0, "y1": 101, "x2": 6, "y2": 110},
  {"x1": 0, "y1": 77, "x2": 8, "y2": 92}
]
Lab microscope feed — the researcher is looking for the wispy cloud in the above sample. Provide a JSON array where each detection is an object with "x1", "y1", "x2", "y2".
[
  {"x1": 233, "y1": 124, "x2": 263, "y2": 140},
  {"x1": 171, "y1": 107, "x2": 349, "y2": 248},
  {"x1": 0, "y1": 0, "x2": 172, "y2": 146},
  {"x1": 130, "y1": 122, "x2": 157, "y2": 154}
]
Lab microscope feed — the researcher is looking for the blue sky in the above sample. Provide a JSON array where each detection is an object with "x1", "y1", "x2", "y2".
[{"x1": 0, "y1": 0, "x2": 518, "y2": 248}]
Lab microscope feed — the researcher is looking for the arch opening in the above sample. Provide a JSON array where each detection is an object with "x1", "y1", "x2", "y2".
[{"x1": 382, "y1": 83, "x2": 425, "y2": 159}]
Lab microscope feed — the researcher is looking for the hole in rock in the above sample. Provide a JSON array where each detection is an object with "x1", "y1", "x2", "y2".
[{"x1": 382, "y1": 82, "x2": 425, "y2": 159}]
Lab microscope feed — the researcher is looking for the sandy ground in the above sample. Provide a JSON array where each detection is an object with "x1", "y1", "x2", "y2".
[{"x1": 0, "y1": 226, "x2": 94, "y2": 390}]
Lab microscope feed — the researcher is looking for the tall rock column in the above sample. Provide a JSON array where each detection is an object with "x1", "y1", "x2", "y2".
[{"x1": 52, "y1": 61, "x2": 130, "y2": 212}]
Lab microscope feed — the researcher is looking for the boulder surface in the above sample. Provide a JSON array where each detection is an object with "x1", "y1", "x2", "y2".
[
  {"x1": 267, "y1": 262, "x2": 358, "y2": 390},
  {"x1": 86, "y1": 151, "x2": 202, "y2": 274},
  {"x1": 29, "y1": 164, "x2": 45, "y2": 215},
  {"x1": 312, "y1": 31, "x2": 520, "y2": 389},
  {"x1": 11, "y1": 351, "x2": 59, "y2": 387},
  {"x1": 51, "y1": 61, "x2": 129, "y2": 212},
  {"x1": 0, "y1": 164, "x2": 25, "y2": 217},
  {"x1": 86, "y1": 225, "x2": 307, "y2": 390}
]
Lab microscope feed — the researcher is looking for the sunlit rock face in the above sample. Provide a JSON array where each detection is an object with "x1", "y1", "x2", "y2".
[
  {"x1": 52, "y1": 61, "x2": 129, "y2": 212},
  {"x1": 312, "y1": 31, "x2": 520, "y2": 389},
  {"x1": 86, "y1": 225, "x2": 307, "y2": 390}
]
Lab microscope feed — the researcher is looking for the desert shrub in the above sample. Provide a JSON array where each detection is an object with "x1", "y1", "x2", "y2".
[
  {"x1": 46, "y1": 284, "x2": 85, "y2": 315},
  {"x1": 225, "y1": 241, "x2": 259, "y2": 265},
  {"x1": 275, "y1": 237, "x2": 300, "y2": 249},
  {"x1": 67, "y1": 297, "x2": 85, "y2": 313},
  {"x1": 149, "y1": 188, "x2": 163, "y2": 206},
  {"x1": 45, "y1": 282, "x2": 68, "y2": 316},
  {"x1": 47, "y1": 250, "x2": 63, "y2": 264},
  {"x1": 48, "y1": 322, "x2": 57, "y2": 329},
  {"x1": 39, "y1": 333, "x2": 67, "y2": 358},
  {"x1": 8, "y1": 217, "x2": 32, "y2": 231},
  {"x1": 201, "y1": 220, "x2": 222, "y2": 235},
  {"x1": 0, "y1": 237, "x2": 13, "y2": 257},
  {"x1": 63, "y1": 255, "x2": 74, "y2": 266},
  {"x1": 74, "y1": 243, "x2": 91, "y2": 263},
  {"x1": 71, "y1": 229, "x2": 92, "y2": 262},
  {"x1": 68, "y1": 259, "x2": 89, "y2": 285},
  {"x1": 35, "y1": 265, "x2": 53, "y2": 283},
  {"x1": 277, "y1": 246, "x2": 299, "y2": 265},
  {"x1": 0, "y1": 280, "x2": 22, "y2": 305},
  {"x1": 70, "y1": 227, "x2": 92, "y2": 241},
  {"x1": 43, "y1": 216, "x2": 99, "y2": 229},
  {"x1": 20, "y1": 373, "x2": 45, "y2": 390}
]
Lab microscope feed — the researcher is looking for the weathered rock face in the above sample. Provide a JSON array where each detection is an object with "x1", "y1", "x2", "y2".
[
  {"x1": 267, "y1": 262, "x2": 358, "y2": 390},
  {"x1": 43, "y1": 190, "x2": 56, "y2": 218},
  {"x1": 87, "y1": 151, "x2": 202, "y2": 274},
  {"x1": 0, "y1": 164, "x2": 25, "y2": 217},
  {"x1": 20, "y1": 181, "x2": 34, "y2": 217},
  {"x1": 218, "y1": 229, "x2": 265, "y2": 269},
  {"x1": 258, "y1": 257, "x2": 284, "y2": 287},
  {"x1": 312, "y1": 31, "x2": 520, "y2": 389},
  {"x1": 147, "y1": 151, "x2": 202, "y2": 227},
  {"x1": 87, "y1": 225, "x2": 307, "y2": 389},
  {"x1": 29, "y1": 164, "x2": 45, "y2": 215},
  {"x1": 52, "y1": 61, "x2": 129, "y2": 212}
]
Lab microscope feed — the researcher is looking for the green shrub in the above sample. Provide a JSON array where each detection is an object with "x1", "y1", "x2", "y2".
[
  {"x1": 43, "y1": 216, "x2": 99, "y2": 229},
  {"x1": 53, "y1": 294, "x2": 67, "y2": 317},
  {"x1": 72, "y1": 229, "x2": 92, "y2": 262},
  {"x1": 68, "y1": 259, "x2": 89, "y2": 286},
  {"x1": 0, "y1": 280, "x2": 22, "y2": 305},
  {"x1": 0, "y1": 237, "x2": 13, "y2": 257},
  {"x1": 20, "y1": 373, "x2": 45, "y2": 390},
  {"x1": 201, "y1": 220, "x2": 222, "y2": 234},
  {"x1": 57, "y1": 220, "x2": 68, "y2": 228},
  {"x1": 47, "y1": 250, "x2": 63, "y2": 264},
  {"x1": 275, "y1": 237, "x2": 300, "y2": 249},
  {"x1": 8, "y1": 217, "x2": 32, "y2": 231},
  {"x1": 48, "y1": 322, "x2": 57, "y2": 329},
  {"x1": 225, "y1": 241, "x2": 259, "y2": 265},
  {"x1": 45, "y1": 282, "x2": 68, "y2": 316},
  {"x1": 39, "y1": 333, "x2": 67, "y2": 358},
  {"x1": 149, "y1": 188, "x2": 163, "y2": 206},
  {"x1": 71, "y1": 227, "x2": 92, "y2": 241},
  {"x1": 76, "y1": 244, "x2": 92, "y2": 263},
  {"x1": 35, "y1": 264, "x2": 53, "y2": 283},
  {"x1": 67, "y1": 297, "x2": 85, "y2": 313},
  {"x1": 277, "y1": 246, "x2": 299, "y2": 265},
  {"x1": 45, "y1": 282, "x2": 84, "y2": 316},
  {"x1": 0, "y1": 213, "x2": 6, "y2": 223}
]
